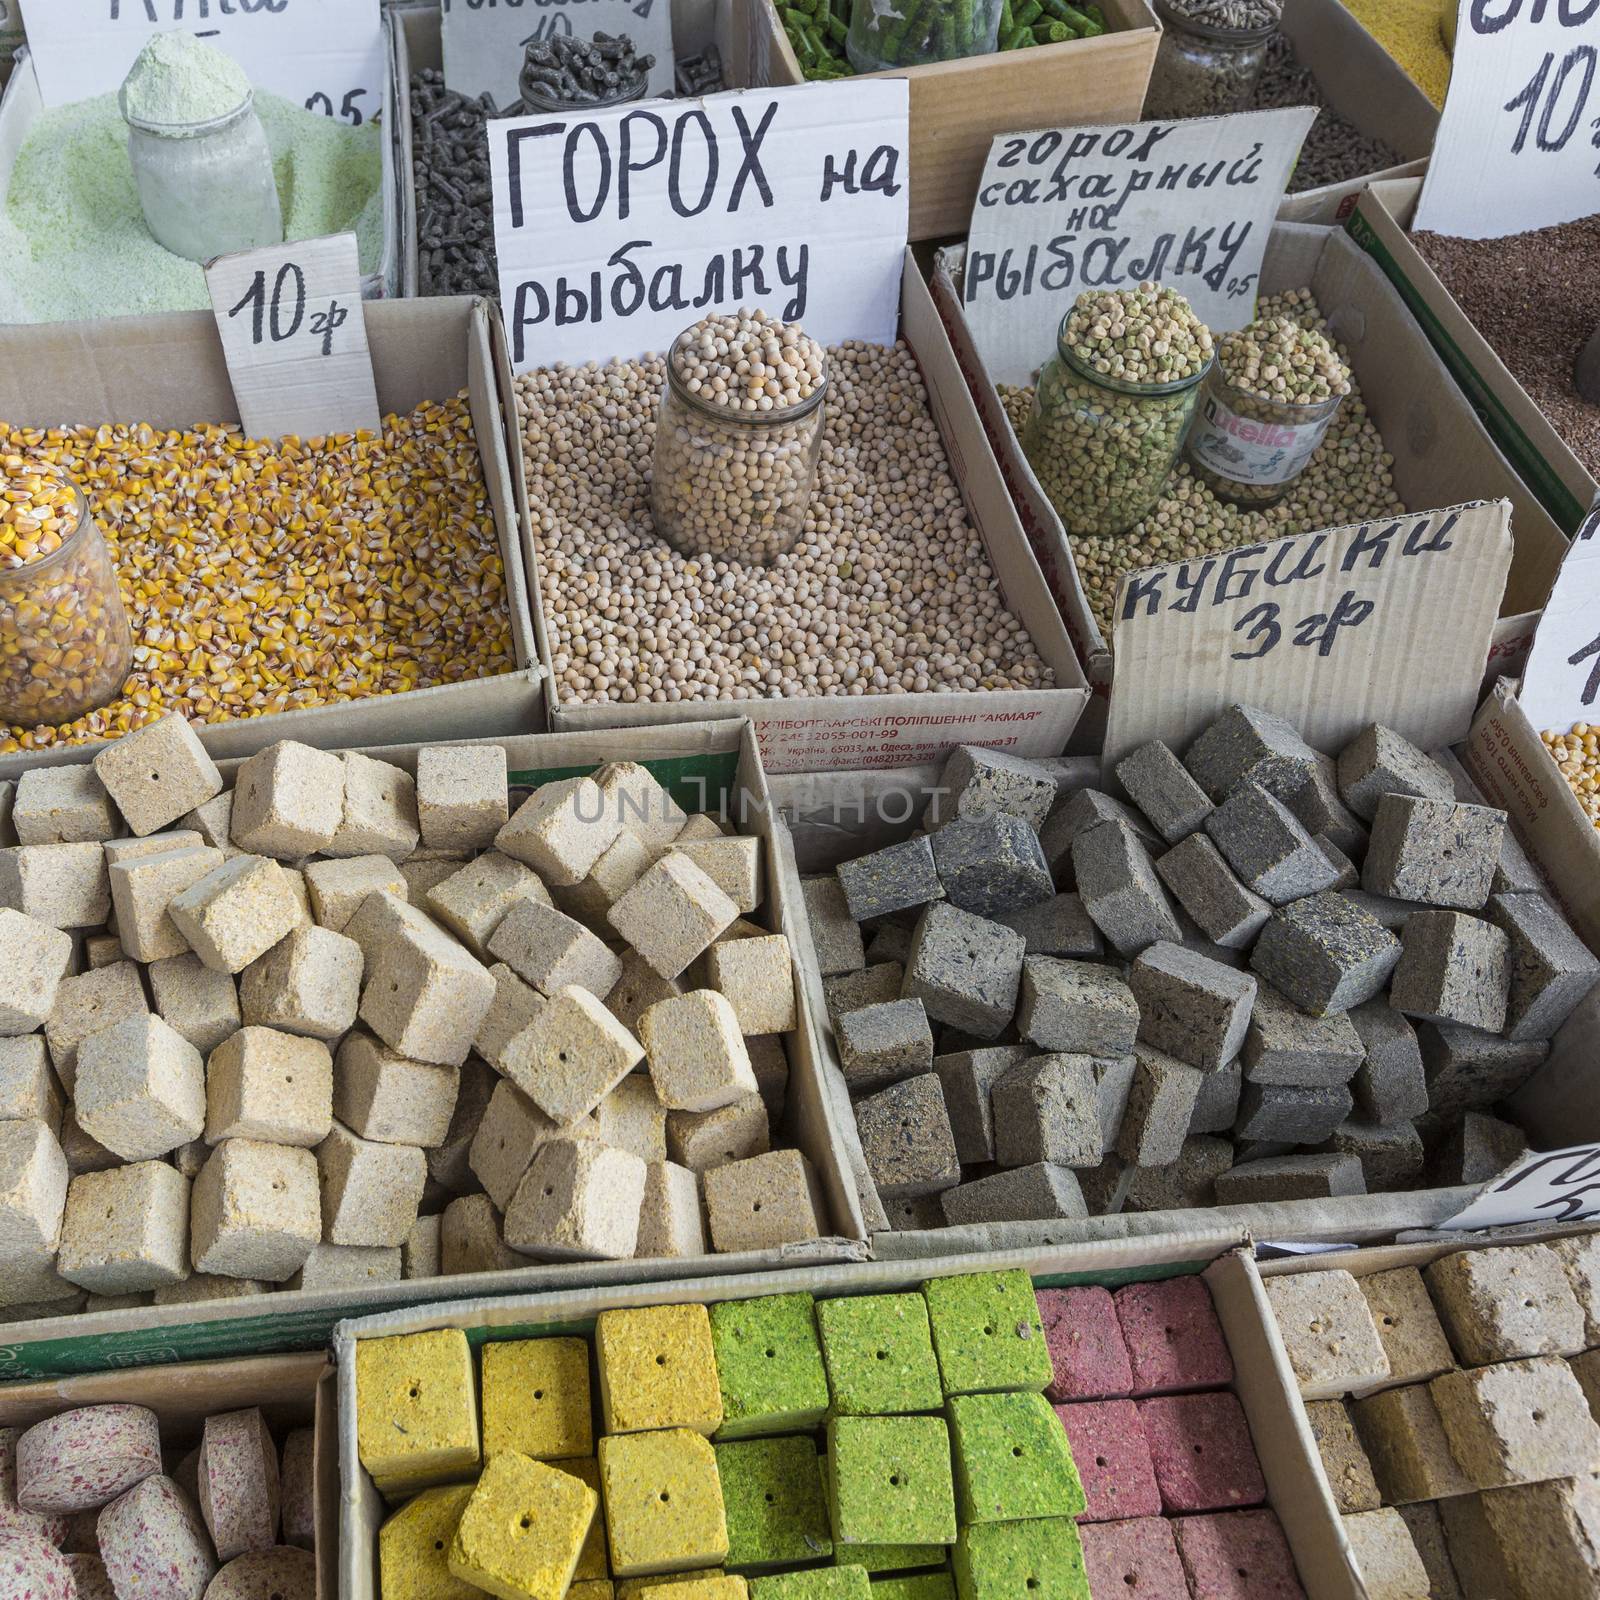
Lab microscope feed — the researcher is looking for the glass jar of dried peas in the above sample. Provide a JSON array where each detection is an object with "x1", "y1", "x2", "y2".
[{"x1": 0, "y1": 461, "x2": 132, "y2": 728}]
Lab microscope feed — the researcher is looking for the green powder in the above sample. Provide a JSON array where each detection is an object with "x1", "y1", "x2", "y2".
[
  {"x1": 0, "y1": 89, "x2": 384, "y2": 323},
  {"x1": 121, "y1": 32, "x2": 251, "y2": 125}
]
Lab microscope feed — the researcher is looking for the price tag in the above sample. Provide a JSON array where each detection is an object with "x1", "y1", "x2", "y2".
[
  {"x1": 1414, "y1": 0, "x2": 1600, "y2": 238},
  {"x1": 961, "y1": 108, "x2": 1314, "y2": 387},
  {"x1": 1102, "y1": 500, "x2": 1513, "y2": 770},
  {"x1": 1441, "y1": 1144, "x2": 1600, "y2": 1229},
  {"x1": 442, "y1": 0, "x2": 676, "y2": 111},
  {"x1": 22, "y1": 0, "x2": 383, "y2": 121},
  {"x1": 206, "y1": 233, "x2": 382, "y2": 441},
  {"x1": 490, "y1": 81, "x2": 909, "y2": 372},
  {"x1": 1514, "y1": 506, "x2": 1600, "y2": 736}
]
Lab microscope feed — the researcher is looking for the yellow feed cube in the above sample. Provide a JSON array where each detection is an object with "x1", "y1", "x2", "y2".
[
  {"x1": 553, "y1": 1457, "x2": 610, "y2": 1579},
  {"x1": 650, "y1": 1578, "x2": 748, "y2": 1600},
  {"x1": 357, "y1": 1328, "x2": 481, "y2": 1485},
  {"x1": 448, "y1": 1451, "x2": 598, "y2": 1600},
  {"x1": 485, "y1": 1337, "x2": 594, "y2": 1459},
  {"x1": 379, "y1": 1483, "x2": 480, "y2": 1600},
  {"x1": 573, "y1": 1584, "x2": 617, "y2": 1600},
  {"x1": 597, "y1": 1304, "x2": 724, "y2": 1435},
  {"x1": 600, "y1": 1428, "x2": 730, "y2": 1576},
  {"x1": 616, "y1": 1570, "x2": 725, "y2": 1600}
]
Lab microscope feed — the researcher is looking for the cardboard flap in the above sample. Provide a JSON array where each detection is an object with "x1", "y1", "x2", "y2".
[
  {"x1": 1516, "y1": 504, "x2": 1600, "y2": 735},
  {"x1": 1103, "y1": 500, "x2": 1514, "y2": 769}
]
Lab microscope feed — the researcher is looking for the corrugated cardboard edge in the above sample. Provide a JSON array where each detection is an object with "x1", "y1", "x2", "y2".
[
  {"x1": 0, "y1": 719, "x2": 873, "y2": 1378},
  {"x1": 1273, "y1": 0, "x2": 1435, "y2": 226},
  {"x1": 1348, "y1": 178, "x2": 1600, "y2": 536},
  {"x1": 0, "y1": 294, "x2": 544, "y2": 779},
  {"x1": 536, "y1": 251, "x2": 1091, "y2": 774}
]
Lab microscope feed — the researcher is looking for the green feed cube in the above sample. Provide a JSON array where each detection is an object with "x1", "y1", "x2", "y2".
[
  {"x1": 873, "y1": 1575, "x2": 956, "y2": 1600},
  {"x1": 753, "y1": 1568, "x2": 873, "y2": 1600},
  {"x1": 717, "y1": 1436, "x2": 833, "y2": 1569},
  {"x1": 711, "y1": 1293, "x2": 831, "y2": 1440},
  {"x1": 836, "y1": 1548, "x2": 948, "y2": 1574},
  {"x1": 817, "y1": 1294, "x2": 943, "y2": 1416},
  {"x1": 923, "y1": 1273, "x2": 1050, "y2": 1396},
  {"x1": 952, "y1": 1520, "x2": 1087, "y2": 1600},
  {"x1": 947, "y1": 1394, "x2": 1084, "y2": 1525},
  {"x1": 828, "y1": 1416, "x2": 957, "y2": 1549}
]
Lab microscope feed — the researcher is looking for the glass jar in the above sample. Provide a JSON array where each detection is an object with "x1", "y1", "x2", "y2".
[
  {"x1": 1185, "y1": 364, "x2": 1345, "y2": 508},
  {"x1": 121, "y1": 91, "x2": 283, "y2": 265},
  {"x1": 847, "y1": 0, "x2": 1005, "y2": 71},
  {"x1": 650, "y1": 330, "x2": 828, "y2": 564},
  {"x1": 1144, "y1": 1, "x2": 1275, "y2": 118},
  {"x1": 0, "y1": 480, "x2": 132, "y2": 730},
  {"x1": 1021, "y1": 324, "x2": 1209, "y2": 537}
]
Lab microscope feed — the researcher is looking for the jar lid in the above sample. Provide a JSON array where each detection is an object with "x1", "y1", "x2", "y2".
[{"x1": 119, "y1": 85, "x2": 254, "y2": 137}]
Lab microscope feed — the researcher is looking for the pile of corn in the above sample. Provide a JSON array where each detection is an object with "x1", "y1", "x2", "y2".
[
  {"x1": 1543, "y1": 725, "x2": 1600, "y2": 831},
  {"x1": 1339, "y1": 0, "x2": 1451, "y2": 106},
  {"x1": 0, "y1": 393, "x2": 515, "y2": 752}
]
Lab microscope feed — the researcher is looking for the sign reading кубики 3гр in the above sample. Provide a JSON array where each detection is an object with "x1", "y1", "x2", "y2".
[
  {"x1": 489, "y1": 81, "x2": 910, "y2": 371},
  {"x1": 20, "y1": 0, "x2": 385, "y2": 123}
]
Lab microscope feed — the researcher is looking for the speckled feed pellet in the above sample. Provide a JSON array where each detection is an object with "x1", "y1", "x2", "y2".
[
  {"x1": 598, "y1": 1428, "x2": 729, "y2": 1576},
  {"x1": 448, "y1": 1452, "x2": 596, "y2": 1600},
  {"x1": 597, "y1": 1304, "x2": 723, "y2": 1437},
  {"x1": 64, "y1": 1551, "x2": 114, "y2": 1599},
  {"x1": 715, "y1": 1436, "x2": 831, "y2": 1568},
  {"x1": 354, "y1": 1329, "x2": 480, "y2": 1488},
  {"x1": 17, "y1": 1407, "x2": 160, "y2": 1514},
  {"x1": 196, "y1": 1409, "x2": 278, "y2": 1562},
  {"x1": 97, "y1": 1475, "x2": 216, "y2": 1600},
  {"x1": 0, "y1": 1433, "x2": 67, "y2": 1551},
  {"x1": 484, "y1": 1339, "x2": 593, "y2": 1461},
  {"x1": 708, "y1": 1293, "x2": 830, "y2": 1441},
  {"x1": 816, "y1": 1293, "x2": 943, "y2": 1417},
  {"x1": 826, "y1": 1416, "x2": 956, "y2": 1548},
  {"x1": 378, "y1": 1483, "x2": 478, "y2": 1600},
  {"x1": 203, "y1": 1548, "x2": 316, "y2": 1599},
  {"x1": 0, "y1": 1535, "x2": 73, "y2": 1600},
  {"x1": 948, "y1": 1392, "x2": 1084, "y2": 1525},
  {"x1": 924, "y1": 1271, "x2": 1051, "y2": 1396},
  {"x1": 953, "y1": 1518, "x2": 1088, "y2": 1600}
]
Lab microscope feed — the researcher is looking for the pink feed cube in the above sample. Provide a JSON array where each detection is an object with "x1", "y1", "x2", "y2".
[
  {"x1": 1171, "y1": 1510, "x2": 1306, "y2": 1600},
  {"x1": 1038, "y1": 1286, "x2": 1133, "y2": 1402},
  {"x1": 1080, "y1": 1518, "x2": 1189, "y2": 1599},
  {"x1": 1055, "y1": 1400, "x2": 1161, "y2": 1524},
  {"x1": 1139, "y1": 1393, "x2": 1265, "y2": 1514},
  {"x1": 1114, "y1": 1276, "x2": 1234, "y2": 1396}
]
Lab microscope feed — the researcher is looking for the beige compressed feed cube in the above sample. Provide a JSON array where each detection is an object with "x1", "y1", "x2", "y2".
[{"x1": 0, "y1": 719, "x2": 814, "y2": 1315}]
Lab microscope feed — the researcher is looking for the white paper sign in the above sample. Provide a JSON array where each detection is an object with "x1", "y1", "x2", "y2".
[
  {"x1": 1442, "y1": 1144, "x2": 1600, "y2": 1229},
  {"x1": 961, "y1": 108, "x2": 1315, "y2": 388},
  {"x1": 206, "y1": 232, "x2": 382, "y2": 441},
  {"x1": 1415, "y1": 0, "x2": 1600, "y2": 238},
  {"x1": 490, "y1": 81, "x2": 909, "y2": 372},
  {"x1": 1516, "y1": 505, "x2": 1600, "y2": 734},
  {"x1": 23, "y1": 0, "x2": 384, "y2": 122},
  {"x1": 442, "y1": 0, "x2": 675, "y2": 112}
]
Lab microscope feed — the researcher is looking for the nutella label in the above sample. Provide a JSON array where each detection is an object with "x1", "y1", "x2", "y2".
[{"x1": 1186, "y1": 390, "x2": 1334, "y2": 487}]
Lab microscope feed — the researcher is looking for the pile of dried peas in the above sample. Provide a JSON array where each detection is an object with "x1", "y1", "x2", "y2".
[{"x1": 0, "y1": 394, "x2": 515, "y2": 752}]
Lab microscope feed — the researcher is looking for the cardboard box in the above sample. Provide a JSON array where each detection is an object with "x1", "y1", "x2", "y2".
[
  {"x1": 0, "y1": 719, "x2": 868, "y2": 1381},
  {"x1": 0, "y1": 1350, "x2": 336, "y2": 1599},
  {"x1": 1347, "y1": 178, "x2": 1600, "y2": 538},
  {"x1": 0, "y1": 293, "x2": 544, "y2": 783},
  {"x1": 1272, "y1": 0, "x2": 1435, "y2": 227},
  {"x1": 335, "y1": 1236, "x2": 1365, "y2": 1600},
  {"x1": 525, "y1": 251, "x2": 1090, "y2": 775},
  {"x1": 732, "y1": 0, "x2": 1158, "y2": 242},
  {"x1": 0, "y1": 18, "x2": 403, "y2": 303},
  {"x1": 929, "y1": 224, "x2": 1571, "y2": 745}
]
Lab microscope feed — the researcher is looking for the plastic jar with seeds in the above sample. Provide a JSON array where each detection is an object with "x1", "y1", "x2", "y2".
[
  {"x1": 847, "y1": 0, "x2": 1006, "y2": 70},
  {"x1": 1021, "y1": 283, "x2": 1213, "y2": 538},
  {"x1": 1185, "y1": 314, "x2": 1351, "y2": 508},
  {"x1": 1144, "y1": 0, "x2": 1279, "y2": 118},
  {"x1": 0, "y1": 461, "x2": 132, "y2": 729},
  {"x1": 650, "y1": 309, "x2": 828, "y2": 565}
]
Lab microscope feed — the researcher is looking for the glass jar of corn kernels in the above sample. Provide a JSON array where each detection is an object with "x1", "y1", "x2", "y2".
[{"x1": 0, "y1": 463, "x2": 132, "y2": 728}]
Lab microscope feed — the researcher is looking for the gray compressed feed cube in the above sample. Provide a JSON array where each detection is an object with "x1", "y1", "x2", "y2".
[
  {"x1": 933, "y1": 1044, "x2": 1033, "y2": 1164},
  {"x1": 1154, "y1": 833, "x2": 1271, "y2": 950},
  {"x1": 801, "y1": 877, "x2": 865, "y2": 978},
  {"x1": 1123, "y1": 1134, "x2": 1235, "y2": 1212},
  {"x1": 1089, "y1": 1054, "x2": 1137, "y2": 1152},
  {"x1": 824, "y1": 964, "x2": 904, "y2": 1022},
  {"x1": 1389, "y1": 911, "x2": 1511, "y2": 1033},
  {"x1": 1234, "y1": 1081, "x2": 1353, "y2": 1144},
  {"x1": 1204, "y1": 782, "x2": 1342, "y2": 905},
  {"x1": 1183, "y1": 703, "x2": 1320, "y2": 802},
  {"x1": 991, "y1": 1054, "x2": 1103, "y2": 1168},
  {"x1": 1071, "y1": 819, "x2": 1183, "y2": 957},
  {"x1": 994, "y1": 893, "x2": 1102, "y2": 958},
  {"x1": 940, "y1": 1162, "x2": 1086, "y2": 1226},
  {"x1": 1250, "y1": 892, "x2": 1401, "y2": 1016},
  {"x1": 1114, "y1": 739, "x2": 1213, "y2": 844},
  {"x1": 1318, "y1": 1120, "x2": 1424, "y2": 1192},
  {"x1": 1417, "y1": 1023, "x2": 1548, "y2": 1115},
  {"x1": 1213, "y1": 1152, "x2": 1366, "y2": 1203},
  {"x1": 1429, "y1": 1111, "x2": 1528, "y2": 1186},
  {"x1": 901, "y1": 902, "x2": 1025, "y2": 1039},
  {"x1": 1336, "y1": 724, "x2": 1456, "y2": 822},
  {"x1": 836, "y1": 1000, "x2": 934, "y2": 1093},
  {"x1": 927, "y1": 746, "x2": 1059, "y2": 831},
  {"x1": 1348, "y1": 1002, "x2": 1429, "y2": 1126},
  {"x1": 836, "y1": 836, "x2": 944, "y2": 923},
  {"x1": 1363, "y1": 795, "x2": 1505, "y2": 910},
  {"x1": 853, "y1": 1073, "x2": 960, "y2": 1200},
  {"x1": 930, "y1": 814, "x2": 1053, "y2": 919},
  {"x1": 1286, "y1": 752, "x2": 1368, "y2": 860},
  {"x1": 1187, "y1": 1056, "x2": 1242, "y2": 1134},
  {"x1": 1116, "y1": 1044, "x2": 1204, "y2": 1166},
  {"x1": 1128, "y1": 941, "x2": 1256, "y2": 1071},
  {"x1": 1242, "y1": 984, "x2": 1364, "y2": 1088},
  {"x1": 1487, "y1": 892, "x2": 1600, "y2": 1041},
  {"x1": 1016, "y1": 958, "x2": 1139, "y2": 1055}
]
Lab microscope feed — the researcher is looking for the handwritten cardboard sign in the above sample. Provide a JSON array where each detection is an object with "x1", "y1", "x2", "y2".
[
  {"x1": 1442, "y1": 1144, "x2": 1600, "y2": 1228},
  {"x1": 23, "y1": 0, "x2": 384, "y2": 121},
  {"x1": 1516, "y1": 505, "x2": 1600, "y2": 736},
  {"x1": 1415, "y1": 0, "x2": 1600, "y2": 238},
  {"x1": 961, "y1": 108, "x2": 1314, "y2": 387},
  {"x1": 1102, "y1": 500, "x2": 1514, "y2": 771},
  {"x1": 490, "y1": 81, "x2": 909, "y2": 371},
  {"x1": 442, "y1": 0, "x2": 675, "y2": 111},
  {"x1": 206, "y1": 233, "x2": 381, "y2": 441}
]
